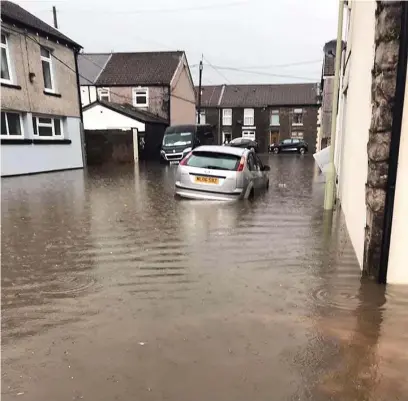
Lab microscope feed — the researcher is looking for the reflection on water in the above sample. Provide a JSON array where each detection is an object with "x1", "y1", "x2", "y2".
[{"x1": 2, "y1": 156, "x2": 408, "y2": 401}]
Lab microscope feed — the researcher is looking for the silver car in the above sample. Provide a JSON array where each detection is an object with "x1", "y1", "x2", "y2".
[{"x1": 175, "y1": 145, "x2": 270, "y2": 201}]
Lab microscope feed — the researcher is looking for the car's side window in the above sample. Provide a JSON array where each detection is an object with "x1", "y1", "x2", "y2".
[
  {"x1": 247, "y1": 153, "x2": 256, "y2": 171},
  {"x1": 292, "y1": 139, "x2": 300, "y2": 144},
  {"x1": 283, "y1": 139, "x2": 291, "y2": 145}
]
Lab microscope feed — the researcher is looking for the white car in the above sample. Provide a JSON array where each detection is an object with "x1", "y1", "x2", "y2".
[{"x1": 175, "y1": 146, "x2": 270, "y2": 201}]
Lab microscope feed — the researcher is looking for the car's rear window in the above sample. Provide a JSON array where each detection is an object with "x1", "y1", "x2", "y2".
[{"x1": 186, "y1": 151, "x2": 241, "y2": 171}]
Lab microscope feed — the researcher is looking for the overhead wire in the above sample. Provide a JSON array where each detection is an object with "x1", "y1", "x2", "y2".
[{"x1": 6, "y1": 26, "x2": 195, "y2": 107}]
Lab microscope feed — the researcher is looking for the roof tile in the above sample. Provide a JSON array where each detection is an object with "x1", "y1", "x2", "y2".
[{"x1": 95, "y1": 51, "x2": 183, "y2": 86}]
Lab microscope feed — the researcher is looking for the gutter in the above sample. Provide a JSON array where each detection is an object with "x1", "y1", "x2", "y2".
[
  {"x1": 74, "y1": 49, "x2": 84, "y2": 123},
  {"x1": 378, "y1": 1, "x2": 408, "y2": 284}
]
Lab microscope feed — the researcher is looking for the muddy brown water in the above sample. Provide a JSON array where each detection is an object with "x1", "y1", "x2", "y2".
[{"x1": 2, "y1": 155, "x2": 408, "y2": 401}]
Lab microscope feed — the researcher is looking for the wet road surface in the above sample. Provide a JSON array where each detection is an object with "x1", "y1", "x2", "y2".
[{"x1": 2, "y1": 155, "x2": 408, "y2": 401}]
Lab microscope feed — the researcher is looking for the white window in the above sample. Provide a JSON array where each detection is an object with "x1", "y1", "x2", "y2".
[
  {"x1": 32, "y1": 116, "x2": 63, "y2": 138},
  {"x1": 97, "y1": 87, "x2": 110, "y2": 102},
  {"x1": 242, "y1": 130, "x2": 255, "y2": 140},
  {"x1": 270, "y1": 110, "x2": 280, "y2": 126},
  {"x1": 1, "y1": 33, "x2": 12, "y2": 83},
  {"x1": 293, "y1": 108, "x2": 303, "y2": 126},
  {"x1": 133, "y1": 87, "x2": 149, "y2": 107},
  {"x1": 1, "y1": 112, "x2": 23, "y2": 137},
  {"x1": 196, "y1": 110, "x2": 206, "y2": 124},
  {"x1": 243, "y1": 108, "x2": 254, "y2": 126},
  {"x1": 222, "y1": 109, "x2": 232, "y2": 126},
  {"x1": 41, "y1": 47, "x2": 55, "y2": 92},
  {"x1": 291, "y1": 131, "x2": 304, "y2": 139}
]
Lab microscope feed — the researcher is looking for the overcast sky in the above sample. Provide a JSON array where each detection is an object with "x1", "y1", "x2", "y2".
[{"x1": 14, "y1": 0, "x2": 338, "y2": 85}]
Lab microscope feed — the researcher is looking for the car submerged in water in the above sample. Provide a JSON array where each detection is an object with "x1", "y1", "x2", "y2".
[
  {"x1": 160, "y1": 124, "x2": 215, "y2": 164},
  {"x1": 175, "y1": 146, "x2": 270, "y2": 201}
]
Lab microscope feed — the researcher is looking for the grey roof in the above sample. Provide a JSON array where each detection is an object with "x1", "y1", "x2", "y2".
[
  {"x1": 196, "y1": 85, "x2": 224, "y2": 107},
  {"x1": 78, "y1": 54, "x2": 111, "y2": 85},
  {"x1": 197, "y1": 83, "x2": 319, "y2": 108},
  {"x1": 0, "y1": 1, "x2": 80, "y2": 48},
  {"x1": 95, "y1": 51, "x2": 183, "y2": 86},
  {"x1": 83, "y1": 100, "x2": 168, "y2": 125}
]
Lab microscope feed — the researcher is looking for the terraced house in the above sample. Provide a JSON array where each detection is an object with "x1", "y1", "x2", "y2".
[
  {"x1": 197, "y1": 83, "x2": 321, "y2": 153},
  {"x1": 1, "y1": 1, "x2": 84, "y2": 176},
  {"x1": 78, "y1": 51, "x2": 196, "y2": 126}
]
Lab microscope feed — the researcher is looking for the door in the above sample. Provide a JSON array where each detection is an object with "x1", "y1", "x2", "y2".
[
  {"x1": 222, "y1": 131, "x2": 232, "y2": 144},
  {"x1": 270, "y1": 131, "x2": 279, "y2": 146}
]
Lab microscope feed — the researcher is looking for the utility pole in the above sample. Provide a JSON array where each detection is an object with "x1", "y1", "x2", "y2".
[
  {"x1": 52, "y1": 6, "x2": 58, "y2": 29},
  {"x1": 197, "y1": 58, "x2": 203, "y2": 124},
  {"x1": 323, "y1": 0, "x2": 344, "y2": 210}
]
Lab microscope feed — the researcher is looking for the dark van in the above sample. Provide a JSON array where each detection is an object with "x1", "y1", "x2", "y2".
[{"x1": 160, "y1": 124, "x2": 215, "y2": 163}]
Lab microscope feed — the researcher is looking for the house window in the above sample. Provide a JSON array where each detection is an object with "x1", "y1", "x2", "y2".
[
  {"x1": 32, "y1": 116, "x2": 63, "y2": 138},
  {"x1": 196, "y1": 110, "x2": 206, "y2": 124},
  {"x1": 270, "y1": 110, "x2": 280, "y2": 126},
  {"x1": 1, "y1": 112, "x2": 23, "y2": 137},
  {"x1": 1, "y1": 33, "x2": 12, "y2": 83},
  {"x1": 242, "y1": 130, "x2": 255, "y2": 140},
  {"x1": 41, "y1": 47, "x2": 55, "y2": 92},
  {"x1": 97, "y1": 88, "x2": 110, "y2": 102},
  {"x1": 293, "y1": 108, "x2": 303, "y2": 125},
  {"x1": 243, "y1": 108, "x2": 254, "y2": 126},
  {"x1": 222, "y1": 109, "x2": 232, "y2": 126},
  {"x1": 291, "y1": 131, "x2": 304, "y2": 139},
  {"x1": 133, "y1": 87, "x2": 149, "y2": 107}
]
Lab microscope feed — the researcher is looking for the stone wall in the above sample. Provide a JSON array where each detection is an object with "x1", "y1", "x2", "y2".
[{"x1": 364, "y1": 1, "x2": 402, "y2": 278}]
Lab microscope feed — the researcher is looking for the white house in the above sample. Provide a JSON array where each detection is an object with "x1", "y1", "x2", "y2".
[
  {"x1": 1, "y1": 1, "x2": 84, "y2": 177},
  {"x1": 334, "y1": 0, "x2": 408, "y2": 284}
]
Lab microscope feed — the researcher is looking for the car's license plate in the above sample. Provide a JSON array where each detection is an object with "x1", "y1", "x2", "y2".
[
  {"x1": 195, "y1": 176, "x2": 219, "y2": 184},
  {"x1": 169, "y1": 161, "x2": 179, "y2": 165}
]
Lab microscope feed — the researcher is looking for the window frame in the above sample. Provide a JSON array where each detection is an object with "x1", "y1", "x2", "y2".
[
  {"x1": 291, "y1": 131, "x2": 304, "y2": 139},
  {"x1": 243, "y1": 108, "x2": 254, "y2": 126},
  {"x1": 196, "y1": 110, "x2": 206, "y2": 124},
  {"x1": 41, "y1": 47, "x2": 55, "y2": 93},
  {"x1": 1, "y1": 33, "x2": 13, "y2": 84},
  {"x1": 1, "y1": 111, "x2": 24, "y2": 138},
  {"x1": 242, "y1": 130, "x2": 255, "y2": 140},
  {"x1": 292, "y1": 108, "x2": 304, "y2": 126},
  {"x1": 270, "y1": 109, "x2": 280, "y2": 126},
  {"x1": 97, "y1": 87, "x2": 110, "y2": 102},
  {"x1": 222, "y1": 108, "x2": 232, "y2": 126},
  {"x1": 132, "y1": 87, "x2": 149, "y2": 108},
  {"x1": 32, "y1": 115, "x2": 63, "y2": 139}
]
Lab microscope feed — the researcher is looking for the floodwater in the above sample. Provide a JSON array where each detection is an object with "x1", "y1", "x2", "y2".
[{"x1": 2, "y1": 155, "x2": 408, "y2": 401}]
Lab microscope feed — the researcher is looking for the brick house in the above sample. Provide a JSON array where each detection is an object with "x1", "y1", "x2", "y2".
[
  {"x1": 78, "y1": 51, "x2": 196, "y2": 125},
  {"x1": 1, "y1": 1, "x2": 84, "y2": 176},
  {"x1": 197, "y1": 83, "x2": 321, "y2": 153}
]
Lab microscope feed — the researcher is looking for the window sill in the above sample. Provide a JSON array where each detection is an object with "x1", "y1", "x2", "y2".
[
  {"x1": 1, "y1": 138, "x2": 72, "y2": 145},
  {"x1": 269, "y1": 124, "x2": 280, "y2": 127},
  {"x1": 43, "y1": 90, "x2": 62, "y2": 98},
  {"x1": 33, "y1": 139, "x2": 71, "y2": 144},
  {"x1": 133, "y1": 104, "x2": 148, "y2": 108},
  {"x1": 292, "y1": 123, "x2": 304, "y2": 127},
  {"x1": 1, "y1": 138, "x2": 31, "y2": 145},
  {"x1": 1, "y1": 82, "x2": 22, "y2": 90}
]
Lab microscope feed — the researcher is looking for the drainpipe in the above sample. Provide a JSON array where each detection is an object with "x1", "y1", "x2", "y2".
[
  {"x1": 323, "y1": 0, "x2": 345, "y2": 210},
  {"x1": 74, "y1": 49, "x2": 83, "y2": 123},
  {"x1": 378, "y1": 2, "x2": 408, "y2": 284}
]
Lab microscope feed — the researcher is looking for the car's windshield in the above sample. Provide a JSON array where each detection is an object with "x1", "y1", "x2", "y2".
[
  {"x1": 186, "y1": 151, "x2": 240, "y2": 171},
  {"x1": 163, "y1": 132, "x2": 193, "y2": 147}
]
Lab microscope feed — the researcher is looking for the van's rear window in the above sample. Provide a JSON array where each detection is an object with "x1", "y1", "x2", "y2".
[{"x1": 186, "y1": 151, "x2": 240, "y2": 171}]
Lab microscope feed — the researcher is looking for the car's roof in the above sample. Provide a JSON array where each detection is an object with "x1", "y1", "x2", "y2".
[{"x1": 193, "y1": 145, "x2": 247, "y2": 157}]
